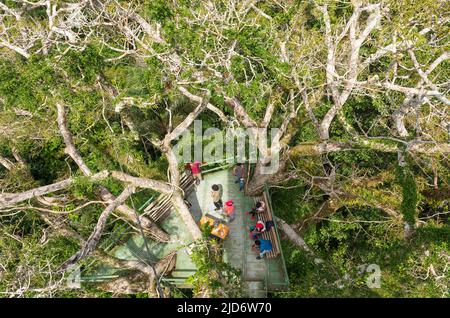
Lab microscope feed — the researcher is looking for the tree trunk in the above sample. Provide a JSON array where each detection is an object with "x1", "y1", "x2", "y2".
[
  {"x1": 164, "y1": 147, "x2": 202, "y2": 241},
  {"x1": 245, "y1": 159, "x2": 289, "y2": 196},
  {"x1": 172, "y1": 193, "x2": 202, "y2": 240},
  {"x1": 276, "y1": 217, "x2": 325, "y2": 264}
]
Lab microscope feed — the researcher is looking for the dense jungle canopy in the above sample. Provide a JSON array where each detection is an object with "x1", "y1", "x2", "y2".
[{"x1": 0, "y1": 0, "x2": 449, "y2": 298}]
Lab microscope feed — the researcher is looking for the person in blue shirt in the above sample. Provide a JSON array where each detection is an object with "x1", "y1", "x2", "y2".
[{"x1": 253, "y1": 239, "x2": 272, "y2": 260}]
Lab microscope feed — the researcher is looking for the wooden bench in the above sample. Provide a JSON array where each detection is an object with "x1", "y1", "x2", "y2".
[{"x1": 252, "y1": 193, "x2": 280, "y2": 259}]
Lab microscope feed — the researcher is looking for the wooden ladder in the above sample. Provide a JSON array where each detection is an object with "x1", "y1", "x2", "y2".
[{"x1": 142, "y1": 172, "x2": 196, "y2": 223}]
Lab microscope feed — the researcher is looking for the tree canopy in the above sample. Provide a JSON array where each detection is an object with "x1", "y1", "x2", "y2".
[{"x1": 0, "y1": 0, "x2": 448, "y2": 298}]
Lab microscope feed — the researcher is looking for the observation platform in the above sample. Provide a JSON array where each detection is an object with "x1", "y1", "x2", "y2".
[{"x1": 82, "y1": 163, "x2": 289, "y2": 296}]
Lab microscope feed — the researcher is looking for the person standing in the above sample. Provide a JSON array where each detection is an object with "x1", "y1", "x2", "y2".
[
  {"x1": 233, "y1": 163, "x2": 245, "y2": 189},
  {"x1": 190, "y1": 161, "x2": 202, "y2": 184},
  {"x1": 184, "y1": 163, "x2": 192, "y2": 175},
  {"x1": 223, "y1": 200, "x2": 236, "y2": 222},
  {"x1": 211, "y1": 184, "x2": 223, "y2": 211}
]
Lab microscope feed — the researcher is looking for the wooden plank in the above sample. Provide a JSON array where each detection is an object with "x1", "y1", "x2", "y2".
[
  {"x1": 262, "y1": 192, "x2": 280, "y2": 257},
  {"x1": 252, "y1": 195, "x2": 279, "y2": 258},
  {"x1": 151, "y1": 201, "x2": 172, "y2": 221},
  {"x1": 143, "y1": 172, "x2": 196, "y2": 223},
  {"x1": 147, "y1": 197, "x2": 172, "y2": 219}
]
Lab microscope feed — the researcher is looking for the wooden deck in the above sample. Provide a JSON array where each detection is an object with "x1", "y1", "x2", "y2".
[
  {"x1": 188, "y1": 168, "x2": 267, "y2": 296},
  {"x1": 188, "y1": 168, "x2": 289, "y2": 296},
  {"x1": 90, "y1": 166, "x2": 288, "y2": 296}
]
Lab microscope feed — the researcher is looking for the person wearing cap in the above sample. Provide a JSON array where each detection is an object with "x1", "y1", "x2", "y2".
[
  {"x1": 223, "y1": 200, "x2": 236, "y2": 222},
  {"x1": 249, "y1": 220, "x2": 266, "y2": 240}
]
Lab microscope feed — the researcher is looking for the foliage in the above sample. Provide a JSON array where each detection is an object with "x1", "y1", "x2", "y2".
[
  {"x1": 0, "y1": 0, "x2": 448, "y2": 299},
  {"x1": 277, "y1": 206, "x2": 449, "y2": 298},
  {"x1": 395, "y1": 163, "x2": 419, "y2": 225},
  {"x1": 188, "y1": 234, "x2": 242, "y2": 298}
]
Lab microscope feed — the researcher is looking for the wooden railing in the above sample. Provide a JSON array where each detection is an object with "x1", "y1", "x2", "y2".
[
  {"x1": 252, "y1": 194, "x2": 280, "y2": 259},
  {"x1": 263, "y1": 183, "x2": 290, "y2": 290},
  {"x1": 141, "y1": 172, "x2": 196, "y2": 223}
]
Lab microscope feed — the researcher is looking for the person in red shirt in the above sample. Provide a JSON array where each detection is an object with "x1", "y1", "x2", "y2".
[
  {"x1": 249, "y1": 220, "x2": 266, "y2": 240},
  {"x1": 190, "y1": 161, "x2": 202, "y2": 184},
  {"x1": 223, "y1": 200, "x2": 235, "y2": 222}
]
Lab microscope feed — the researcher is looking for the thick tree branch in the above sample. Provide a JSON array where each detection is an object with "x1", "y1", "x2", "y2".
[
  {"x1": 276, "y1": 216, "x2": 324, "y2": 264},
  {"x1": 223, "y1": 95, "x2": 257, "y2": 128},
  {"x1": 178, "y1": 86, "x2": 228, "y2": 123},
  {"x1": 110, "y1": 171, "x2": 173, "y2": 195},
  {"x1": 56, "y1": 103, "x2": 169, "y2": 241},
  {"x1": 56, "y1": 103, "x2": 93, "y2": 176},
  {"x1": 162, "y1": 89, "x2": 211, "y2": 146},
  {"x1": 0, "y1": 155, "x2": 15, "y2": 171},
  {"x1": 0, "y1": 171, "x2": 106, "y2": 208},
  {"x1": 60, "y1": 186, "x2": 136, "y2": 270}
]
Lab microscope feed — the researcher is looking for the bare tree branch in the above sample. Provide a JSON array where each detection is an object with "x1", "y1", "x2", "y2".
[{"x1": 60, "y1": 186, "x2": 136, "y2": 271}]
